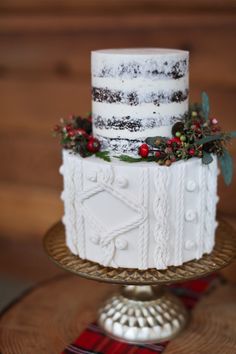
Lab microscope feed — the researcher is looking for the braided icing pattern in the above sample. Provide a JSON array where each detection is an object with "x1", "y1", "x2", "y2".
[
  {"x1": 204, "y1": 158, "x2": 218, "y2": 253},
  {"x1": 174, "y1": 164, "x2": 185, "y2": 265},
  {"x1": 138, "y1": 168, "x2": 149, "y2": 269},
  {"x1": 62, "y1": 153, "x2": 78, "y2": 255},
  {"x1": 196, "y1": 165, "x2": 206, "y2": 258},
  {"x1": 153, "y1": 168, "x2": 170, "y2": 269},
  {"x1": 74, "y1": 158, "x2": 86, "y2": 258}
]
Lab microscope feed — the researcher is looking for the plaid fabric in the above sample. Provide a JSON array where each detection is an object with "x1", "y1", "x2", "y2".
[{"x1": 62, "y1": 275, "x2": 218, "y2": 354}]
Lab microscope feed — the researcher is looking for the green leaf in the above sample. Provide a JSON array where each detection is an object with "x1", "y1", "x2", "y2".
[
  {"x1": 195, "y1": 134, "x2": 223, "y2": 145},
  {"x1": 201, "y1": 91, "x2": 210, "y2": 121},
  {"x1": 61, "y1": 137, "x2": 71, "y2": 145},
  {"x1": 95, "y1": 151, "x2": 111, "y2": 162},
  {"x1": 202, "y1": 151, "x2": 213, "y2": 165},
  {"x1": 145, "y1": 136, "x2": 167, "y2": 146},
  {"x1": 219, "y1": 149, "x2": 233, "y2": 185},
  {"x1": 228, "y1": 131, "x2": 236, "y2": 138},
  {"x1": 118, "y1": 155, "x2": 143, "y2": 163},
  {"x1": 190, "y1": 103, "x2": 201, "y2": 112}
]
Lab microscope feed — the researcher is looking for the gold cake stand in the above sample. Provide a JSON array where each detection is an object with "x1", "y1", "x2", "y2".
[{"x1": 43, "y1": 219, "x2": 236, "y2": 344}]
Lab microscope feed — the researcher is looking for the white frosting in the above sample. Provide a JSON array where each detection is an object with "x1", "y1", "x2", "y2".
[
  {"x1": 95, "y1": 126, "x2": 172, "y2": 139},
  {"x1": 91, "y1": 48, "x2": 189, "y2": 155},
  {"x1": 61, "y1": 150, "x2": 218, "y2": 270},
  {"x1": 92, "y1": 48, "x2": 189, "y2": 79},
  {"x1": 92, "y1": 75, "x2": 189, "y2": 92},
  {"x1": 93, "y1": 101, "x2": 187, "y2": 119}
]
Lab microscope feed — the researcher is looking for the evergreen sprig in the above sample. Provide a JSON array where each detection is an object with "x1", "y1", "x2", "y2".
[
  {"x1": 95, "y1": 151, "x2": 111, "y2": 162},
  {"x1": 117, "y1": 155, "x2": 156, "y2": 163},
  {"x1": 53, "y1": 93, "x2": 236, "y2": 185}
]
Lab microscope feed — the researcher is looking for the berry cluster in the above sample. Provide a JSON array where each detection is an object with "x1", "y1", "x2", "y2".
[
  {"x1": 138, "y1": 108, "x2": 224, "y2": 166},
  {"x1": 53, "y1": 93, "x2": 235, "y2": 184},
  {"x1": 53, "y1": 114, "x2": 101, "y2": 157}
]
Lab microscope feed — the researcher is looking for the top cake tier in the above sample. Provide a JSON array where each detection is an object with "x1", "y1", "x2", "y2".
[{"x1": 91, "y1": 48, "x2": 189, "y2": 155}]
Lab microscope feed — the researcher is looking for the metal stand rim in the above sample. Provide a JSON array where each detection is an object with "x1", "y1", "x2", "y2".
[{"x1": 43, "y1": 218, "x2": 236, "y2": 285}]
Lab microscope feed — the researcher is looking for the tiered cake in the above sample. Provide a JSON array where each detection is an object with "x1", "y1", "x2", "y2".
[{"x1": 60, "y1": 49, "x2": 218, "y2": 270}]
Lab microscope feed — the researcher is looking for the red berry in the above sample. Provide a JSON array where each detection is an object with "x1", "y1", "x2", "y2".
[
  {"x1": 53, "y1": 124, "x2": 60, "y2": 132},
  {"x1": 188, "y1": 148, "x2": 195, "y2": 156},
  {"x1": 193, "y1": 121, "x2": 200, "y2": 128},
  {"x1": 75, "y1": 128, "x2": 88, "y2": 137},
  {"x1": 138, "y1": 144, "x2": 149, "y2": 158},
  {"x1": 155, "y1": 151, "x2": 161, "y2": 158},
  {"x1": 66, "y1": 124, "x2": 73, "y2": 132},
  {"x1": 86, "y1": 137, "x2": 100, "y2": 153},
  {"x1": 68, "y1": 130, "x2": 76, "y2": 137},
  {"x1": 211, "y1": 118, "x2": 218, "y2": 125},
  {"x1": 169, "y1": 137, "x2": 181, "y2": 145}
]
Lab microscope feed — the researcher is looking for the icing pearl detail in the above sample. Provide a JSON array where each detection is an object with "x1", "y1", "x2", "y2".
[
  {"x1": 185, "y1": 210, "x2": 196, "y2": 222},
  {"x1": 59, "y1": 166, "x2": 64, "y2": 175},
  {"x1": 115, "y1": 239, "x2": 128, "y2": 250},
  {"x1": 215, "y1": 221, "x2": 219, "y2": 229},
  {"x1": 60, "y1": 191, "x2": 65, "y2": 201},
  {"x1": 87, "y1": 171, "x2": 97, "y2": 182},
  {"x1": 216, "y1": 195, "x2": 220, "y2": 203},
  {"x1": 90, "y1": 235, "x2": 100, "y2": 245},
  {"x1": 186, "y1": 180, "x2": 197, "y2": 192},
  {"x1": 116, "y1": 176, "x2": 128, "y2": 188},
  {"x1": 217, "y1": 168, "x2": 221, "y2": 176},
  {"x1": 185, "y1": 240, "x2": 195, "y2": 250}
]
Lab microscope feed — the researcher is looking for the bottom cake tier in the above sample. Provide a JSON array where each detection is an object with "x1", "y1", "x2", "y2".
[{"x1": 60, "y1": 150, "x2": 218, "y2": 270}]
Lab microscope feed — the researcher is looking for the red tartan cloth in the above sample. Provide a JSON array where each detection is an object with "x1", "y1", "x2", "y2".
[{"x1": 62, "y1": 275, "x2": 218, "y2": 354}]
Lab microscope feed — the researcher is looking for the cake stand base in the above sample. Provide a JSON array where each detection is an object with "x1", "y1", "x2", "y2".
[
  {"x1": 43, "y1": 218, "x2": 236, "y2": 344},
  {"x1": 98, "y1": 285, "x2": 188, "y2": 343}
]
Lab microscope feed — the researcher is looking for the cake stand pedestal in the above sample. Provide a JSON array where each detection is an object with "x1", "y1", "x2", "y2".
[{"x1": 43, "y1": 219, "x2": 236, "y2": 344}]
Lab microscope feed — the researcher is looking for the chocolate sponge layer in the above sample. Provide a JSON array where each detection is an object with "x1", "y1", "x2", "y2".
[{"x1": 92, "y1": 87, "x2": 188, "y2": 105}]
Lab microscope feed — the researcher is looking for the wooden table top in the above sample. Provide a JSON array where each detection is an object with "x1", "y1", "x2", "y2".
[{"x1": 0, "y1": 274, "x2": 235, "y2": 354}]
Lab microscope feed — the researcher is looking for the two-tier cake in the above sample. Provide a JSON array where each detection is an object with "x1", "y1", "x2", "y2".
[{"x1": 58, "y1": 48, "x2": 219, "y2": 270}]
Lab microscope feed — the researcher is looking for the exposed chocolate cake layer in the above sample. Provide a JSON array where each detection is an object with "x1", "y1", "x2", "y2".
[
  {"x1": 92, "y1": 87, "x2": 189, "y2": 105},
  {"x1": 93, "y1": 59, "x2": 188, "y2": 80},
  {"x1": 93, "y1": 114, "x2": 187, "y2": 132},
  {"x1": 96, "y1": 135, "x2": 143, "y2": 155}
]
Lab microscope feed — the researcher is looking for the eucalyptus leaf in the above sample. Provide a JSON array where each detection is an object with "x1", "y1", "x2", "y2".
[
  {"x1": 228, "y1": 131, "x2": 236, "y2": 138},
  {"x1": 219, "y1": 149, "x2": 233, "y2": 185},
  {"x1": 145, "y1": 136, "x2": 167, "y2": 146},
  {"x1": 202, "y1": 151, "x2": 213, "y2": 165},
  {"x1": 201, "y1": 91, "x2": 210, "y2": 121},
  {"x1": 195, "y1": 134, "x2": 223, "y2": 145}
]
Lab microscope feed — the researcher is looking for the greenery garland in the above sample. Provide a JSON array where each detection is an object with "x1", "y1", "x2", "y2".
[{"x1": 53, "y1": 93, "x2": 236, "y2": 185}]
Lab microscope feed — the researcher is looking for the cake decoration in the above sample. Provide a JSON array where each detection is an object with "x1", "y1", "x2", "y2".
[
  {"x1": 53, "y1": 114, "x2": 110, "y2": 162},
  {"x1": 53, "y1": 93, "x2": 235, "y2": 185}
]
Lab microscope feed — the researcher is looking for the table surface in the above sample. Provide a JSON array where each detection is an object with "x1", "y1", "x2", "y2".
[{"x1": 0, "y1": 274, "x2": 236, "y2": 354}]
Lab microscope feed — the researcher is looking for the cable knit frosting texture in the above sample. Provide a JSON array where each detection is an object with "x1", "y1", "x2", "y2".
[{"x1": 61, "y1": 150, "x2": 218, "y2": 270}]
